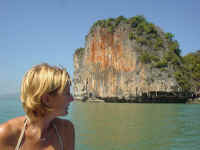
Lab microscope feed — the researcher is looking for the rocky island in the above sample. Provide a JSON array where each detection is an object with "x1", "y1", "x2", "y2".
[{"x1": 73, "y1": 16, "x2": 200, "y2": 103}]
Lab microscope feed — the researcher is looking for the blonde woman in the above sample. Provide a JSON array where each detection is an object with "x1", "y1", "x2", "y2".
[{"x1": 0, "y1": 63, "x2": 74, "y2": 150}]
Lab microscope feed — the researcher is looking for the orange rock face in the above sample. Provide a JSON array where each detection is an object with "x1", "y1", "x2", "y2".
[{"x1": 87, "y1": 28, "x2": 136, "y2": 72}]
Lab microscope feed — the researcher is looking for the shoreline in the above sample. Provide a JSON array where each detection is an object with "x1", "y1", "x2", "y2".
[
  {"x1": 75, "y1": 97, "x2": 200, "y2": 104},
  {"x1": 74, "y1": 91, "x2": 200, "y2": 104}
]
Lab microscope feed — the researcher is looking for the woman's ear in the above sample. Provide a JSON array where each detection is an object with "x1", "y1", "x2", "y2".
[{"x1": 41, "y1": 94, "x2": 52, "y2": 108}]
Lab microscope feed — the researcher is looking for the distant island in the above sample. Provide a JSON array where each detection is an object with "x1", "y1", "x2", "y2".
[{"x1": 73, "y1": 15, "x2": 200, "y2": 103}]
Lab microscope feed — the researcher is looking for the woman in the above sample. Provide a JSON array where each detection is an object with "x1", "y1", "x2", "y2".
[{"x1": 0, "y1": 63, "x2": 75, "y2": 150}]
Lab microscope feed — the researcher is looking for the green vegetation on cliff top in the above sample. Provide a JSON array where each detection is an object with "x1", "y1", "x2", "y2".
[
  {"x1": 74, "y1": 47, "x2": 85, "y2": 58},
  {"x1": 176, "y1": 51, "x2": 200, "y2": 91}
]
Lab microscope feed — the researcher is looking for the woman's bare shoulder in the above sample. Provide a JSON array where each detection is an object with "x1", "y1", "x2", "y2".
[
  {"x1": 0, "y1": 116, "x2": 25, "y2": 144},
  {"x1": 54, "y1": 118, "x2": 75, "y2": 150},
  {"x1": 54, "y1": 118, "x2": 74, "y2": 130}
]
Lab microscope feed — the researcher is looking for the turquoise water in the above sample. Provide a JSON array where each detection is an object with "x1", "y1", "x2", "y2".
[{"x1": 0, "y1": 98, "x2": 200, "y2": 150}]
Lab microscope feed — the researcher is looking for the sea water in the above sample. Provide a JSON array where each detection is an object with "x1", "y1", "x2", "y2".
[{"x1": 0, "y1": 98, "x2": 200, "y2": 150}]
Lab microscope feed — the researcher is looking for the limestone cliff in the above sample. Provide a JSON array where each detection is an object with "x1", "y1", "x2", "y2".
[{"x1": 73, "y1": 16, "x2": 182, "y2": 100}]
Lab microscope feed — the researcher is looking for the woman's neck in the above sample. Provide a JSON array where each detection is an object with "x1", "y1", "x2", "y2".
[{"x1": 25, "y1": 115, "x2": 55, "y2": 141}]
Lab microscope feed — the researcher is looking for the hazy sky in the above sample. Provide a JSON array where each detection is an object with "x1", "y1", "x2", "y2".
[{"x1": 0, "y1": 0, "x2": 199, "y2": 95}]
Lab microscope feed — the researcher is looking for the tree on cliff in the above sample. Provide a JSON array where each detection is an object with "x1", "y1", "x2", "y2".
[{"x1": 178, "y1": 51, "x2": 200, "y2": 92}]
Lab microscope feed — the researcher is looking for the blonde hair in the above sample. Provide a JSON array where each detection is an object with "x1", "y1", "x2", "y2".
[{"x1": 20, "y1": 63, "x2": 71, "y2": 118}]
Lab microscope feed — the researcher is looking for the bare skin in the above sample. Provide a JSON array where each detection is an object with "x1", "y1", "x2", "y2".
[
  {"x1": 0, "y1": 86, "x2": 75, "y2": 150},
  {"x1": 0, "y1": 116, "x2": 75, "y2": 150}
]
